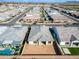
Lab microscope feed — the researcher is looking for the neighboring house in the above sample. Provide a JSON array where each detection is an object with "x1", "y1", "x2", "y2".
[
  {"x1": 27, "y1": 25, "x2": 54, "y2": 45},
  {"x1": 0, "y1": 26, "x2": 28, "y2": 46},
  {"x1": 50, "y1": 26, "x2": 79, "y2": 46}
]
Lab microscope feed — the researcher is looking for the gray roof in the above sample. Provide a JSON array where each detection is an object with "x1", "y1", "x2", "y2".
[
  {"x1": 12, "y1": 41, "x2": 22, "y2": 45},
  {"x1": 0, "y1": 26, "x2": 28, "y2": 45},
  {"x1": 28, "y1": 25, "x2": 53, "y2": 41},
  {"x1": 28, "y1": 25, "x2": 40, "y2": 40},
  {"x1": 53, "y1": 26, "x2": 79, "y2": 42},
  {"x1": 0, "y1": 41, "x2": 3, "y2": 45}
]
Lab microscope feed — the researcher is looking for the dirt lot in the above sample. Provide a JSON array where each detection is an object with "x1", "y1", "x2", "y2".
[{"x1": 22, "y1": 43, "x2": 56, "y2": 55}]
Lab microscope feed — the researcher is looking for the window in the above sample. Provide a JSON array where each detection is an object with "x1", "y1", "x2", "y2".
[
  {"x1": 42, "y1": 41, "x2": 46, "y2": 44},
  {"x1": 34, "y1": 41, "x2": 37, "y2": 43},
  {"x1": 65, "y1": 42, "x2": 69, "y2": 44}
]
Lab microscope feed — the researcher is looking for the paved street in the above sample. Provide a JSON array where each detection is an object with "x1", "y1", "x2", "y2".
[
  {"x1": 0, "y1": 7, "x2": 33, "y2": 26},
  {"x1": 60, "y1": 11, "x2": 79, "y2": 22}
]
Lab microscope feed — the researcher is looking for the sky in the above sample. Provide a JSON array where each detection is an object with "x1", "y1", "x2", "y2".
[{"x1": 0, "y1": 0, "x2": 78, "y2": 3}]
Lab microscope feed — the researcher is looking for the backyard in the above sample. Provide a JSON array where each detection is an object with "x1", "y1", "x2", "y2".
[{"x1": 68, "y1": 47, "x2": 79, "y2": 55}]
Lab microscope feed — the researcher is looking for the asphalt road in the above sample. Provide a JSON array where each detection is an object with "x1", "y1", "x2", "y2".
[
  {"x1": 60, "y1": 11, "x2": 79, "y2": 22},
  {"x1": 0, "y1": 7, "x2": 79, "y2": 27},
  {"x1": 0, "y1": 7, "x2": 33, "y2": 26}
]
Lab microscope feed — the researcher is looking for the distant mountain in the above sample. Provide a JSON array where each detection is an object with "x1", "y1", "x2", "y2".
[{"x1": 65, "y1": 1, "x2": 79, "y2": 3}]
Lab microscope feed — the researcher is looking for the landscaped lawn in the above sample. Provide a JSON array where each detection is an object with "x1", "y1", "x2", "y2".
[{"x1": 68, "y1": 48, "x2": 79, "y2": 55}]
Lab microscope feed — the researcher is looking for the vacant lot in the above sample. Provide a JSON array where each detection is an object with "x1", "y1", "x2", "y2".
[{"x1": 22, "y1": 43, "x2": 56, "y2": 55}]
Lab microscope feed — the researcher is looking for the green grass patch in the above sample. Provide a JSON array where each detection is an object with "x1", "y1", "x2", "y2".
[{"x1": 68, "y1": 48, "x2": 79, "y2": 55}]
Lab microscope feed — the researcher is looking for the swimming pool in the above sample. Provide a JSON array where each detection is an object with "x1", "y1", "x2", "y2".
[{"x1": 0, "y1": 48, "x2": 14, "y2": 55}]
